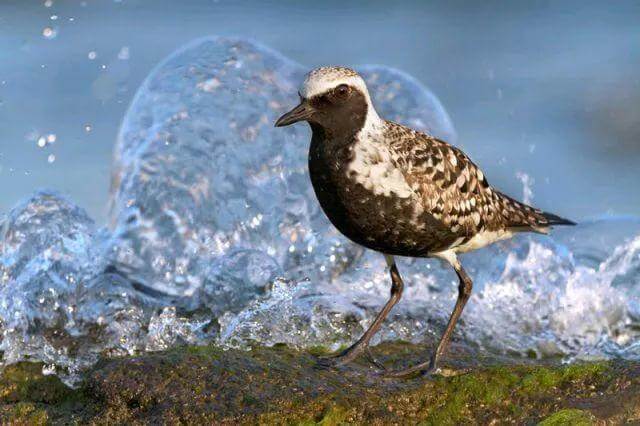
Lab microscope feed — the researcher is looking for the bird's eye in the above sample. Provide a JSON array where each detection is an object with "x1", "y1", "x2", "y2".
[{"x1": 335, "y1": 84, "x2": 350, "y2": 97}]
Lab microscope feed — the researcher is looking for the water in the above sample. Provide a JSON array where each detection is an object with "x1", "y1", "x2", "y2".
[
  {"x1": 1, "y1": 1, "x2": 639, "y2": 222},
  {"x1": 1, "y1": 36, "x2": 639, "y2": 385}
]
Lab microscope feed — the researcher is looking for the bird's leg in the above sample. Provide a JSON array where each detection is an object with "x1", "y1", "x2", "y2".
[
  {"x1": 317, "y1": 255, "x2": 404, "y2": 369},
  {"x1": 385, "y1": 256, "x2": 473, "y2": 377}
]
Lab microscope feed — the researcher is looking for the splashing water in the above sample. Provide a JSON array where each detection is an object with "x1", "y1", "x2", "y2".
[
  {"x1": 1, "y1": 37, "x2": 639, "y2": 385},
  {"x1": 516, "y1": 171, "x2": 534, "y2": 204}
]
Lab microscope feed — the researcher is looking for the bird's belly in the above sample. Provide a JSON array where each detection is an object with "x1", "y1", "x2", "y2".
[{"x1": 309, "y1": 169, "x2": 454, "y2": 256}]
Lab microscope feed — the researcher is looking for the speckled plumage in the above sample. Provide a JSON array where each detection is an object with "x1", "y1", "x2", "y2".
[
  {"x1": 302, "y1": 76, "x2": 568, "y2": 259},
  {"x1": 350, "y1": 120, "x2": 560, "y2": 254},
  {"x1": 275, "y1": 65, "x2": 574, "y2": 376}
]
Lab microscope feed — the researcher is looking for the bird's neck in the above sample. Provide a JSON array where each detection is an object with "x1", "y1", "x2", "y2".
[{"x1": 310, "y1": 105, "x2": 384, "y2": 151}]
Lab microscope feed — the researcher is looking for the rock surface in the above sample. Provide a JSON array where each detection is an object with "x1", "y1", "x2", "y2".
[{"x1": 0, "y1": 343, "x2": 638, "y2": 425}]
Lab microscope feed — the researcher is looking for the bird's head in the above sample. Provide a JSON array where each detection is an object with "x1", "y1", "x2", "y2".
[{"x1": 275, "y1": 66, "x2": 380, "y2": 138}]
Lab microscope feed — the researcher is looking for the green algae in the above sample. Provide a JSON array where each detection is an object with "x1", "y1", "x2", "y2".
[
  {"x1": 0, "y1": 362, "x2": 73, "y2": 404},
  {"x1": 0, "y1": 362, "x2": 94, "y2": 424},
  {"x1": 7, "y1": 402, "x2": 49, "y2": 425},
  {"x1": 0, "y1": 343, "x2": 635, "y2": 424},
  {"x1": 417, "y1": 362, "x2": 611, "y2": 425},
  {"x1": 538, "y1": 409, "x2": 596, "y2": 425}
]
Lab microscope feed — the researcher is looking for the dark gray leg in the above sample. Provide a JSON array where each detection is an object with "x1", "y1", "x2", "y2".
[
  {"x1": 318, "y1": 255, "x2": 404, "y2": 368},
  {"x1": 385, "y1": 258, "x2": 473, "y2": 377}
]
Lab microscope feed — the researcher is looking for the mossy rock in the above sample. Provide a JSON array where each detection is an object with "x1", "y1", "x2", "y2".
[
  {"x1": 538, "y1": 409, "x2": 596, "y2": 426},
  {"x1": 0, "y1": 343, "x2": 638, "y2": 424},
  {"x1": 0, "y1": 363, "x2": 69, "y2": 404}
]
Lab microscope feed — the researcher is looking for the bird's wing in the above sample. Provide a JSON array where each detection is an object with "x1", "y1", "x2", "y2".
[{"x1": 383, "y1": 122, "x2": 553, "y2": 240}]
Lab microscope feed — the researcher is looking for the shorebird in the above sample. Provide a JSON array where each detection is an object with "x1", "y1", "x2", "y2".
[{"x1": 275, "y1": 66, "x2": 574, "y2": 377}]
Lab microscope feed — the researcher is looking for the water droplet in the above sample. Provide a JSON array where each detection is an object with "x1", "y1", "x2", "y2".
[
  {"x1": 44, "y1": 0, "x2": 53, "y2": 7},
  {"x1": 88, "y1": 51, "x2": 97, "y2": 60},
  {"x1": 117, "y1": 46, "x2": 130, "y2": 60},
  {"x1": 84, "y1": 124, "x2": 92, "y2": 133},
  {"x1": 42, "y1": 27, "x2": 57, "y2": 39},
  {"x1": 50, "y1": 15, "x2": 58, "y2": 20},
  {"x1": 47, "y1": 154, "x2": 56, "y2": 163},
  {"x1": 37, "y1": 136, "x2": 47, "y2": 148},
  {"x1": 47, "y1": 133, "x2": 56, "y2": 143},
  {"x1": 42, "y1": 364, "x2": 56, "y2": 375}
]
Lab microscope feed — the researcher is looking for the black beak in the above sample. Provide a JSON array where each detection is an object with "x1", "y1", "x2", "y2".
[{"x1": 274, "y1": 101, "x2": 314, "y2": 127}]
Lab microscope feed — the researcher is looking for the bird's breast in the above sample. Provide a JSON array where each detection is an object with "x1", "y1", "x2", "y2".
[{"x1": 308, "y1": 136, "x2": 455, "y2": 255}]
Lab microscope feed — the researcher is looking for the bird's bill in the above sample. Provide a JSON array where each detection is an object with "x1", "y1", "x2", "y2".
[{"x1": 274, "y1": 101, "x2": 314, "y2": 127}]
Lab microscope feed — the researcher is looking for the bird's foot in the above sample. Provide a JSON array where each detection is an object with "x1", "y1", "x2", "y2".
[
  {"x1": 364, "y1": 347, "x2": 387, "y2": 371},
  {"x1": 315, "y1": 345, "x2": 386, "y2": 371},
  {"x1": 382, "y1": 356, "x2": 438, "y2": 378},
  {"x1": 315, "y1": 351, "x2": 359, "y2": 369}
]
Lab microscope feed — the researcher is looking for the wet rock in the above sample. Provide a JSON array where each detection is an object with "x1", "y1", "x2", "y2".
[{"x1": 0, "y1": 343, "x2": 638, "y2": 424}]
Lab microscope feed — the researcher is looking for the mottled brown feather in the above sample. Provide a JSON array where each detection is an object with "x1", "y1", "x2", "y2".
[{"x1": 382, "y1": 121, "x2": 552, "y2": 243}]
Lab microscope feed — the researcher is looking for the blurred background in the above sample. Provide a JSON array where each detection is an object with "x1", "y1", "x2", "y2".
[{"x1": 0, "y1": 0, "x2": 638, "y2": 223}]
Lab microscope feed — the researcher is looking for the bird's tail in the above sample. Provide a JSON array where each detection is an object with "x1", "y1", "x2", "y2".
[
  {"x1": 495, "y1": 191, "x2": 576, "y2": 233},
  {"x1": 539, "y1": 210, "x2": 576, "y2": 226}
]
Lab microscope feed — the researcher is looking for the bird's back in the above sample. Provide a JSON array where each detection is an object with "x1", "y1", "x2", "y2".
[{"x1": 377, "y1": 121, "x2": 573, "y2": 253}]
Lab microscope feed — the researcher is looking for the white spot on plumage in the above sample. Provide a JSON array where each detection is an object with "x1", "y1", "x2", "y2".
[
  {"x1": 472, "y1": 211, "x2": 481, "y2": 226},
  {"x1": 348, "y1": 124, "x2": 416, "y2": 200},
  {"x1": 449, "y1": 151, "x2": 458, "y2": 167}
]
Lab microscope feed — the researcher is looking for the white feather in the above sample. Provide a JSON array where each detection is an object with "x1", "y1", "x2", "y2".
[
  {"x1": 452, "y1": 229, "x2": 513, "y2": 253},
  {"x1": 347, "y1": 132, "x2": 415, "y2": 199}
]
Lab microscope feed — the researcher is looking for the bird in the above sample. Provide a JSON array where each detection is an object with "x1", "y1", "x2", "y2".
[{"x1": 274, "y1": 66, "x2": 575, "y2": 377}]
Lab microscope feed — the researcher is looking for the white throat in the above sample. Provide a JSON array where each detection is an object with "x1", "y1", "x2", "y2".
[{"x1": 359, "y1": 100, "x2": 383, "y2": 140}]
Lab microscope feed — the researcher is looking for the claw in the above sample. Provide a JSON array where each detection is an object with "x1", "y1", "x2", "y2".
[
  {"x1": 315, "y1": 348, "x2": 361, "y2": 369},
  {"x1": 383, "y1": 356, "x2": 438, "y2": 378},
  {"x1": 364, "y1": 347, "x2": 387, "y2": 371},
  {"x1": 315, "y1": 355, "x2": 339, "y2": 370},
  {"x1": 314, "y1": 345, "x2": 386, "y2": 371}
]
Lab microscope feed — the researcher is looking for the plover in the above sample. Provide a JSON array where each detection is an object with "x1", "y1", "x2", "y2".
[{"x1": 275, "y1": 66, "x2": 574, "y2": 377}]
